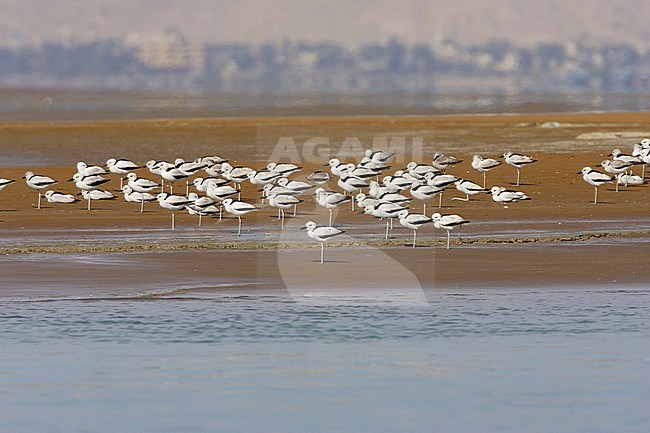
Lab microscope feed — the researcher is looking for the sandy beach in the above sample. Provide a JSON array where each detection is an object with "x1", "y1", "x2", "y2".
[{"x1": 1, "y1": 112, "x2": 649, "y2": 298}]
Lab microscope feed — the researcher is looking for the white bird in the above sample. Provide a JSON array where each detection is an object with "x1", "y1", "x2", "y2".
[
  {"x1": 262, "y1": 183, "x2": 299, "y2": 197},
  {"x1": 397, "y1": 209, "x2": 433, "y2": 248},
  {"x1": 338, "y1": 174, "x2": 368, "y2": 210},
  {"x1": 186, "y1": 193, "x2": 219, "y2": 227},
  {"x1": 410, "y1": 181, "x2": 444, "y2": 213},
  {"x1": 355, "y1": 193, "x2": 381, "y2": 209},
  {"x1": 424, "y1": 172, "x2": 460, "y2": 188},
  {"x1": 205, "y1": 183, "x2": 238, "y2": 220},
  {"x1": 175, "y1": 158, "x2": 207, "y2": 194},
  {"x1": 358, "y1": 156, "x2": 391, "y2": 173},
  {"x1": 250, "y1": 170, "x2": 283, "y2": 204},
  {"x1": 121, "y1": 185, "x2": 156, "y2": 207},
  {"x1": 186, "y1": 204, "x2": 221, "y2": 227},
  {"x1": 157, "y1": 192, "x2": 194, "y2": 230},
  {"x1": 452, "y1": 179, "x2": 488, "y2": 201},
  {"x1": 44, "y1": 190, "x2": 77, "y2": 204},
  {"x1": 159, "y1": 162, "x2": 189, "y2": 194},
  {"x1": 0, "y1": 178, "x2": 16, "y2": 191},
  {"x1": 81, "y1": 190, "x2": 116, "y2": 210},
  {"x1": 200, "y1": 156, "x2": 228, "y2": 166},
  {"x1": 204, "y1": 163, "x2": 225, "y2": 178},
  {"x1": 601, "y1": 159, "x2": 636, "y2": 191},
  {"x1": 81, "y1": 189, "x2": 115, "y2": 202},
  {"x1": 146, "y1": 160, "x2": 165, "y2": 176},
  {"x1": 275, "y1": 177, "x2": 313, "y2": 215},
  {"x1": 248, "y1": 170, "x2": 282, "y2": 187},
  {"x1": 365, "y1": 149, "x2": 395, "y2": 163},
  {"x1": 72, "y1": 172, "x2": 111, "y2": 210},
  {"x1": 206, "y1": 183, "x2": 238, "y2": 201},
  {"x1": 632, "y1": 144, "x2": 650, "y2": 178},
  {"x1": 382, "y1": 172, "x2": 414, "y2": 191},
  {"x1": 193, "y1": 177, "x2": 227, "y2": 193},
  {"x1": 326, "y1": 158, "x2": 351, "y2": 178},
  {"x1": 617, "y1": 172, "x2": 645, "y2": 186},
  {"x1": 76, "y1": 161, "x2": 106, "y2": 176},
  {"x1": 315, "y1": 187, "x2": 351, "y2": 227},
  {"x1": 71, "y1": 172, "x2": 110, "y2": 191},
  {"x1": 106, "y1": 158, "x2": 140, "y2": 189},
  {"x1": 301, "y1": 221, "x2": 345, "y2": 264},
  {"x1": 126, "y1": 172, "x2": 161, "y2": 212},
  {"x1": 432, "y1": 213, "x2": 470, "y2": 249},
  {"x1": 306, "y1": 171, "x2": 330, "y2": 184},
  {"x1": 267, "y1": 162, "x2": 301, "y2": 177},
  {"x1": 369, "y1": 180, "x2": 398, "y2": 198},
  {"x1": 503, "y1": 151, "x2": 537, "y2": 186},
  {"x1": 609, "y1": 148, "x2": 641, "y2": 165},
  {"x1": 221, "y1": 163, "x2": 255, "y2": 197},
  {"x1": 146, "y1": 160, "x2": 167, "y2": 190},
  {"x1": 23, "y1": 171, "x2": 57, "y2": 209},
  {"x1": 362, "y1": 202, "x2": 407, "y2": 239},
  {"x1": 175, "y1": 158, "x2": 206, "y2": 176},
  {"x1": 268, "y1": 194, "x2": 303, "y2": 228},
  {"x1": 431, "y1": 152, "x2": 462, "y2": 170},
  {"x1": 221, "y1": 198, "x2": 257, "y2": 236},
  {"x1": 424, "y1": 172, "x2": 459, "y2": 207},
  {"x1": 406, "y1": 162, "x2": 439, "y2": 179},
  {"x1": 349, "y1": 165, "x2": 382, "y2": 180},
  {"x1": 471, "y1": 155, "x2": 502, "y2": 188},
  {"x1": 490, "y1": 186, "x2": 531, "y2": 206},
  {"x1": 373, "y1": 190, "x2": 411, "y2": 206},
  {"x1": 276, "y1": 177, "x2": 314, "y2": 194},
  {"x1": 579, "y1": 167, "x2": 613, "y2": 204}
]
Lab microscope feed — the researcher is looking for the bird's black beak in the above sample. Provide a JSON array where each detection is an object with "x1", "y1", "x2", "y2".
[
  {"x1": 299, "y1": 226, "x2": 307, "y2": 230},
  {"x1": 67, "y1": 178, "x2": 74, "y2": 182},
  {"x1": 576, "y1": 170, "x2": 582, "y2": 174},
  {"x1": 323, "y1": 163, "x2": 329, "y2": 166}
]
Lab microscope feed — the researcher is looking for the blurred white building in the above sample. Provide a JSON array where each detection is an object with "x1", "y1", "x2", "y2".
[{"x1": 124, "y1": 30, "x2": 203, "y2": 71}]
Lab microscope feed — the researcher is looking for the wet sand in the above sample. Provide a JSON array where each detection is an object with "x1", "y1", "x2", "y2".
[{"x1": 0, "y1": 112, "x2": 648, "y2": 298}]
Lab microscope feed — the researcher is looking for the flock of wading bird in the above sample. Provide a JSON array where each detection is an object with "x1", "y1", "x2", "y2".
[{"x1": 3, "y1": 137, "x2": 649, "y2": 263}]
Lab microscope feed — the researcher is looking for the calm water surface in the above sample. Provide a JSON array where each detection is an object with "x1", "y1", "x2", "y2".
[{"x1": 1, "y1": 287, "x2": 649, "y2": 432}]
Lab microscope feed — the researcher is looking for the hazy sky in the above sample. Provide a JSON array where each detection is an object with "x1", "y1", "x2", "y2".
[{"x1": 2, "y1": 0, "x2": 649, "y2": 46}]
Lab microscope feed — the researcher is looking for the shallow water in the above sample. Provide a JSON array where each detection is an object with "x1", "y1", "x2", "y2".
[
  {"x1": 1, "y1": 287, "x2": 649, "y2": 432},
  {"x1": 3, "y1": 90, "x2": 650, "y2": 121}
]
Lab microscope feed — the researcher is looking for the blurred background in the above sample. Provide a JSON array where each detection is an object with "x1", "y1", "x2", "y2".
[{"x1": 1, "y1": 0, "x2": 650, "y2": 119}]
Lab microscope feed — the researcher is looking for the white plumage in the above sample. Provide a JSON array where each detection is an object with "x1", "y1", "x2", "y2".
[
  {"x1": 471, "y1": 154, "x2": 502, "y2": 188},
  {"x1": 397, "y1": 209, "x2": 433, "y2": 248},
  {"x1": 362, "y1": 202, "x2": 407, "y2": 239},
  {"x1": 490, "y1": 186, "x2": 531, "y2": 204},
  {"x1": 365, "y1": 149, "x2": 395, "y2": 163},
  {"x1": 301, "y1": 220, "x2": 345, "y2": 264},
  {"x1": 580, "y1": 166, "x2": 613, "y2": 204},
  {"x1": 121, "y1": 185, "x2": 156, "y2": 205},
  {"x1": 44, "y1": 190, "x2": 77, "y2": 204},
  {"x1": 157, "y1": 192, "x2": 194, "y2": 230},
  {"x1": 0, "y1": 178, "x2": 15, "y2": 191},
  {"x1": 267, "y1": 162, "x2": 301, "y2": 177},
  {"x1": 453, "y1": 179, "x2": 488, "y2": 201},
  {"x1": 432, "y1": 212, "x2": 470, "y2": 249},
  {"x1": 315, "y1": 187, "x2": 350, "y2": 226},
  {"x1": 222, "y1": 198, "x2": 257, "y2": 236},
  {"x1": 81, "y1": 190, "x2": 115, "y2": 201},
  {"x1": 503, "y1": 151, "x2": 537, "y2": 186}
]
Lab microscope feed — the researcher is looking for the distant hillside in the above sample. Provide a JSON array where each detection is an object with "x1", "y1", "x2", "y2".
[{"x1": 2, "y1": 0, "x2": 650, "y2": 47}]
